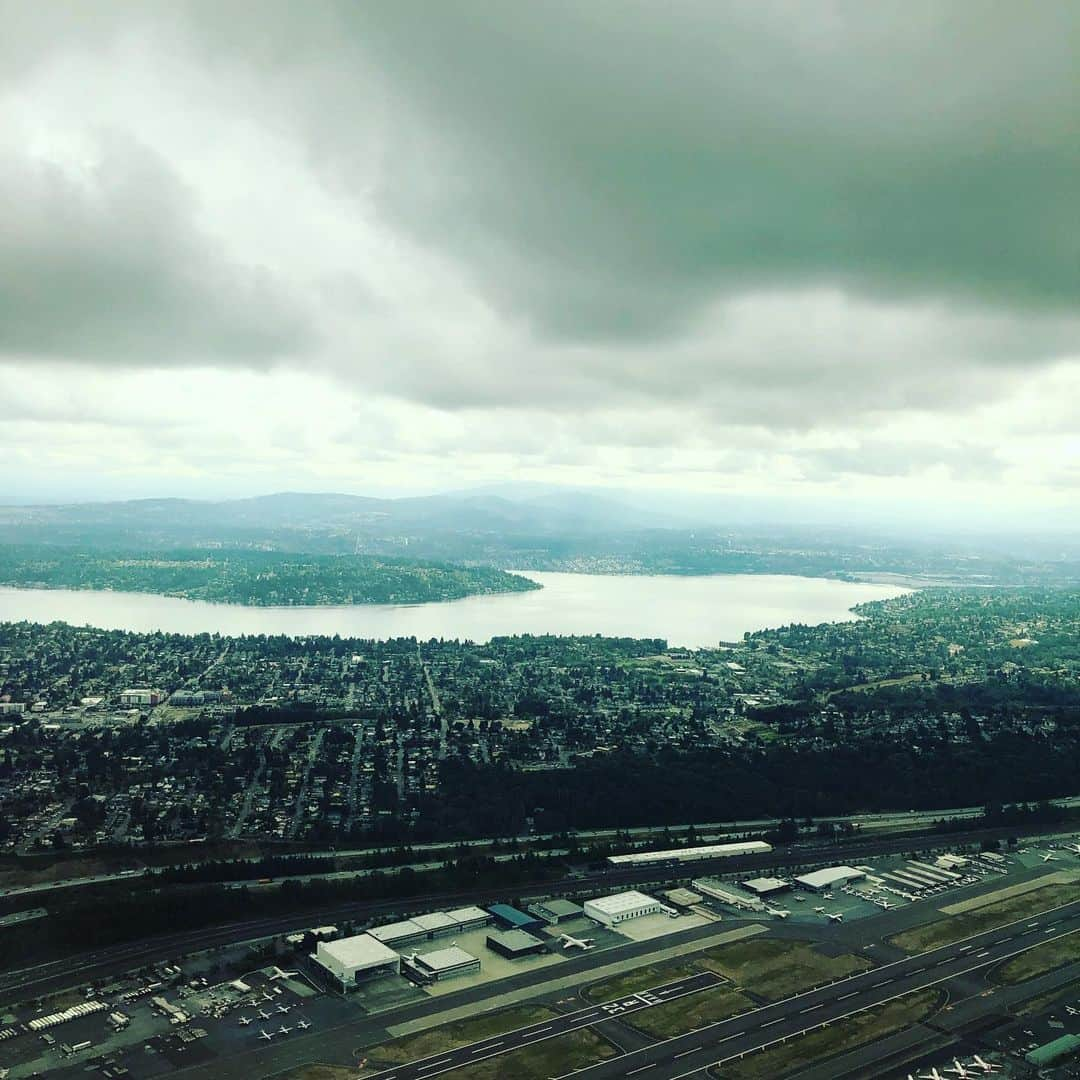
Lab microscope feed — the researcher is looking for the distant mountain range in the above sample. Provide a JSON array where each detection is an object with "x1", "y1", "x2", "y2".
[
  {"x1": 0, "y1": 490, "x2": 1076, "y2": 586},
  {"x1": 0, "y1": 489, "x2": 680, "y2": 540}
]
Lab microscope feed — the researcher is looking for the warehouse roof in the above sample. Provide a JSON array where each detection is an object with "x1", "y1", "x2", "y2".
[
  {"x1": 318, "y1": 934, "x2": 398, "y2": 968},
  {"x1": 741, "y1": 877, "x2": 790, "y2": 895},
  {"x1": 586, "y1": 890, "x2": 658, "y2": 915},
  {"x1": 607, "y1": 841, "x2": 772, "y2": 865},
  {"x1": 412, "y1": 912, "x2": 457, "y2": 933},
  {"x1": 367, "y1": 919, "x2": 424, "y2": 944},
  {"x1": 415, "y1": 946, "x2": 478, "y2": 972},
  {"x1": 663, "y1": 888, "x2": 703, "y2": 907},
  {"x1": 532, "y1": 898, "x2": 582, "y2": 918},
  {"x1": 445, "y1": 906, "x2": 490, "y2": 925},
  {"x1": 487, "y1": 929, "x2": 545, "y2": 953},
  {"x1": 794, "y1": 866, "x2": 865, "y2": 890},
  {"x1": 489, "y1": 903, "x2": 540, "y2": 927}
]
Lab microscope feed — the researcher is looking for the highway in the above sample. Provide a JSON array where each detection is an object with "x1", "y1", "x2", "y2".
[
  {"x1": 12, "y1": 797, "x2": 1078, "y2": 901},
  {"x1": 0, "y1": 821, "x2": 1068, "y2": 1005},
  {"x1": 366, "y1": 899, "x2": 1080, "y2": 1080}
]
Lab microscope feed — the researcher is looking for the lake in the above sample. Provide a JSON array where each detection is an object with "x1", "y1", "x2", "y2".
[{"x1": 0, "y1": 573, "x2": 908, "y2": 648}]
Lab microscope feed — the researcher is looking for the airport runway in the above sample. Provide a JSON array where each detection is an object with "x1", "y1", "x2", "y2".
[
  {"x1": 366, "y1": 970, "x2": 724, "y2": 1080},
  {"x1": 1, "y1": 821, "x2": 1061, "y2": 1004},
  {"x1": 370, "y1": 899, "x2": 1080, "y2": 1080}
]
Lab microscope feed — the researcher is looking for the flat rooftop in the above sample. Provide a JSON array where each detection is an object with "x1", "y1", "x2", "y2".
[
  {"x1": 487, "y1": 929, "x2": 545, "y2": 952},
  {"x1": 367, "y1": 919, "x2": 424, "y2": 943},
  {"x1": 587, "y1": 890, "x2": 658, "y2": 914},
  {"x1": 533, "y1": 898, "x2": 582, "y2": 917},
  {"x1": 795, "y1": 866, "x2": 865, "y2": 890},
  {"x1": 318, "y1": 934, "x2": 398, "y2": 967},
  {"x1": 445, "y1": 905, "x2": 490, "y2": 924},
  {"x1": 412, "y1": 912, "x2": 457, "y2": 933},
  {"x1": 415, "y1": 946, "x2": 478, "y2": 972}
]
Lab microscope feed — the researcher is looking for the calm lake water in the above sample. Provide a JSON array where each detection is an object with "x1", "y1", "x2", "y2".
[{"x1": 0, "y1": 573, "x2": 908, "y2": 648}]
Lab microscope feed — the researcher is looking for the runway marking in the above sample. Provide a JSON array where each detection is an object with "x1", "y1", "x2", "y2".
[
  {"x1": 627, "y1": 1066, "x2": 654, "y2": 1075},
  {"x1": 837, "y1": 992, "x2": 857, "y2": 1001}
]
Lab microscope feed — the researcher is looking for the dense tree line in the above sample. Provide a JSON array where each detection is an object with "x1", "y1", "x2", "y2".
[
  {"x1": 428, "y1": 731, "x2": 1080, "y2": 837},
  {"x1": 0, "y1": 544, "x2": 539, "y2": 606}
]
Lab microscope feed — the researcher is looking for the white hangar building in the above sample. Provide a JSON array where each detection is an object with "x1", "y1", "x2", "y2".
[
  {"x1": 312, "y1": 934, "x2": 400, "y2": 989},
  {"x1": 794, "y1": 866, "x2": 865, "y2": 893},
  {"x1": 584, "y1": 890, "x2": 662, "y2": 926}
]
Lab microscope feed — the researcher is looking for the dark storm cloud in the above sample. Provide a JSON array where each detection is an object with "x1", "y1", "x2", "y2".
[
  {"x1": 0, "y1": 133, "x2": 311, "y2": 364},
  {"x1": 320, "y1": 1, "x2": 1080, "y2": 340}
]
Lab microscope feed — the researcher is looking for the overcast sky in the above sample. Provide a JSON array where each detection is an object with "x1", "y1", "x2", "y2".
[{"x1": 2, "y1": 1, "x2": 1077, "y2": 523}]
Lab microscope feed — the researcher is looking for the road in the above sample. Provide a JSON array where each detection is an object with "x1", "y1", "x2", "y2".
[
  {"x1": 557, "y1": 900, "x2": 1080, "y2": 1080},
  {"x1": 368, "y1": 971, "x2": 724, "y2": 1080},
  {"x1": 356, "y1": 899, "x2": 1080, "y2": 1080},
  {"x1": 164, "y1": 893, "x2": 1080, "y2": 1080},
  {"x1": 0, "y1": 822, "x2": 1068, "y2": 1005},
  {"x1": 7, "y1": 798, "x2": 1079, "y2": 901}
]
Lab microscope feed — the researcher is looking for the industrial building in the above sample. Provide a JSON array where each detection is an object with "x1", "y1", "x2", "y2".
[
  {"x1": 527, "y1": 898, "x2": 584, "y2": 924},
  {"x1": 444, "y1": 906, "x2": 492, "y2": 931},
  {"x1": 119, "y1": 688, "x2": 164, "y2": 707},
  {"x1": 740, "y1": 876, "x2": 790, "y2": 897},
  {"x1": 404, "y1": 946, "x2": 480, "y2": 983},
  {"x1": 312, "y1": 935, "x2": 401, "y2": 989},
  {"x1": 367, "y1": 919, "x2": 428, "y2": 948},
  {"x1": 367, "y1": 906, "x2": 492, "y2": 948},
  {"x1": 606, "y1": 840, "x2": 772, "y2": 868},
  {"x1": 1026, "y1": 1034, "x2": 1080, "y2": 1067},
  {"x1": 662, "y1": 888, "x2": 703, "y2": 909},
  {"x1": 692, "y1": 878, "x2": 764, "y2": 911},
  {"x1": 584, "y1": 890, "x2": 662, "y2": 926},
  {"x1": 794, "y1": 866, "x2": 865, "y2": 892},
  {"x1": 486, "y1": 929, "x2": 548, "y2": 959},
  {"x1": 489, "y1": 903, "x2": 544, "y2": 932}
]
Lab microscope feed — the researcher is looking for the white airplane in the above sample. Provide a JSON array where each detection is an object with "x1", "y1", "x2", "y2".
[
  {"x1": 296, "y1": 1019, "x2": 311, "y2": 1030},
  {"x1": 258, "y1": 1009, "x2": 272, "y2": 1020},
  {"x1": 258, "y1": 1029, "x2": 274, "y2": 1042},
  {"x1": 238, "y1": 1016, "x2": 252, "y2": 1026},
  {"x1": 825, "y1": 912, "x2": 844, "y2": 923},
  {"x1": 276, "y1": 1004, "x2": 292, "y2": 1014},
  {"x1": 970, "y1": 1056, "x2": 1001, "y2": 1074},
  {"x1": 560, "y1": 934, "x2": 596, "y2": 951},
  {"x1": 277, "y1": 1024, "x2": 292, "y2": 1036},
  {"x1": 766, "y1": 908, "x2": 790, "y2": 919},
  {"x1": 1066, "y1": 1004, "x2": 1079, "y2": 1016},
  {"x1": 1062, "y1": 842, "x2": 1080, "y2": 856},
  {"x1": 814, "y1": 906, "x2": 827, "y2": 914},
  {"x1": 918, "y1": 1069, "x2": 945, "y2": 1080},
  {"x1": 823, "y1": 892, "x2": 835, "y2": 900},
  {"x1": 945, "y1": 1060, "x2": 976, "y2": 1078},
  {"x1": 1040, "y1": 852, "x2": 1057, "y2": 862}
]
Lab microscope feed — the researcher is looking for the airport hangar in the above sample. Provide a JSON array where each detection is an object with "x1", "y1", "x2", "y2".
[
  {"x1": 313, "y1": 935, "x2": 400, "y2": 990},
  {"x1": 486, "y1": 928, "x2": 548, "y2": 959},
  {"x1": 794, "y1": 866, "x2": 865, "y2": 892},
  {"x1": 584, "y1": 890, "x2": 663, "y2": 926},
  {"x1": 404, "y1": 945, "x2": 481, "y2": 983}
]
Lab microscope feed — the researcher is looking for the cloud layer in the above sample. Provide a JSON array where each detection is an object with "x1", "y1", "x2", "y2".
[{"x1": 0, "y1": 1, "x2": 1077, "y2": 514}]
